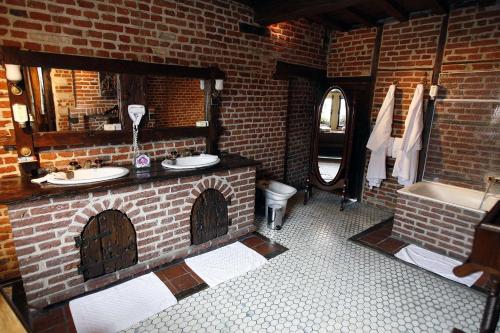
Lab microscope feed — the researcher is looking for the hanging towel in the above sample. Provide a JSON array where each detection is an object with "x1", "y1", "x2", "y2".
[
  {"x1": 392, "y1": 84, "x2": 424, "y2": 186},
  {"x1": 391, "y1": 137, "x2": 402, "y2": 159},
  {"x1": 366, "y1": 84, "x2": 396, "y2": 189}
]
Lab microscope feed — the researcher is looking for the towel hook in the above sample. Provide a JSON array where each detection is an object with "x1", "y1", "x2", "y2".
[{"x1": 392, "y1": 80, "x2": 399, "y2": 86}]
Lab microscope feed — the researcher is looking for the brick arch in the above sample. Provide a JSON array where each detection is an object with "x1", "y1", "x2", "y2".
[
  {"x1": 66, "y1": 196, "x2": 139, "y2": 237},
  {"x1": 188, "y1": 175, "x2": 235, "y2": 203}
]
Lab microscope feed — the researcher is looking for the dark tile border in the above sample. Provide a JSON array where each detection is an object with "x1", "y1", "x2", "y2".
[{"x1": 349, "y1": 218, "x2": 488, "y2": 295}]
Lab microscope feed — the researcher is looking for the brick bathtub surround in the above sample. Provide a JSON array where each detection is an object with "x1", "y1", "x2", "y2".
[
  {"x1": 6, "y1": 167, "x2": 256, "y2": 308},
  {"x1": 392, "y1": 193, "x2": 485, "y2": 260}
]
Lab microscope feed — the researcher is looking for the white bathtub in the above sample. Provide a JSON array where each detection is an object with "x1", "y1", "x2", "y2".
[
  {"x1": 394, "y1": 181, "x2": 499, "y2": 259},
  {"x1": 397, "y1": 181, "x2": 499, "y2": 213}
]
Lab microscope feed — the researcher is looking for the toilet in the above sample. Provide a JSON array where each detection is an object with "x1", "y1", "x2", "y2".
[{"x1": 256, "y1": 180, "x2": 297, "y2": 219}]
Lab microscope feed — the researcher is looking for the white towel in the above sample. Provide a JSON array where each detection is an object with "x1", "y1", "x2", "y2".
[
  {"x1": 69, "y1": 273, "x2": 177, "y2": 333},
  {"x1": 366, "y1": 84, "x2": 396, "y2": 189},
  {"x1": 185, "y1": 242, "x2": 267, "y2": 287},
  {"x1": 391, "y1": 137, "x2": 402, "y2": 159},
  {"x1": 395, "y1": 244, "x2": 482, "y2": 287},
  {"x1": 392, "y1": 84, "x2": 424, "y2": 186}
]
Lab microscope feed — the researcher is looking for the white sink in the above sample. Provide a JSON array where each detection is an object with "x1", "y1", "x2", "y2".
[
  {"x1": 161, "y1": 154, "x2": 220, "y2": 170},
  {"x1": 46, "y1": 167, "x2": 129, "y2": 185}
]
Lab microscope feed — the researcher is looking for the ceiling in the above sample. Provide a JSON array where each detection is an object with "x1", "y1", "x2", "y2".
[{"x1": 234, "y1": 0, "x2": 489, "y2": 31}]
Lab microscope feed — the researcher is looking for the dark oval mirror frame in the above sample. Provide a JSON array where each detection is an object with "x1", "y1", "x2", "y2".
[
  {"x1": 0, "y1": 46, "x2": 225, "y2": 176},
  {"x1": 311, "y1": 86, "x2": 350, "y2": 187},
  {"x1": 306, "y1": 85, "x2": 356, "y2": 209}
]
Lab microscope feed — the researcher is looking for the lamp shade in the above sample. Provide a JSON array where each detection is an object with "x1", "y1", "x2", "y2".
[
  {"x1": 215, "y1": 79, "x2": 223, "y2": 91},
  {"x1": 5, "y1": 64, "x2": 22, "y2": 82}
]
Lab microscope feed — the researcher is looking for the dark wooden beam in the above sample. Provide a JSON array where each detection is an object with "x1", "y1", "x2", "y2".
[
  {"x1": 311, "y1": 14, "x2": 351, "y2": 31},
  {"x1": 417, "y1": 14, "x2": 449, "y2": 182},
  {"x1": 343, "y1": 7, "x2": 378, "y2": 27},
  {"x1": 378, "y1": 0, "x2": 408, "y2": 22},
  {"x1": 0, "y1": 46, "x2": 225, "y2": 79},
  {"x1": 254, "y1": 0, "x2": 365, "y2": 25},
  {"x1": 239, "y1": 22, "x2": 268, "y2": 36},
  {"x1": 428, "y1": 0, "x2": 449, "y2": 14},
  {"x1": 273, "y1": 61, "x2": 326, "y2": 81}
]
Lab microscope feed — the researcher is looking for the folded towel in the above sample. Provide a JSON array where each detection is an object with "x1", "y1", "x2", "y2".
[
  {"x1": 31, "y1": 175, "x2": 50, "y2": 184},
  {"x1": 30, "y1": 172, "x2": 72, "y2": 184}
]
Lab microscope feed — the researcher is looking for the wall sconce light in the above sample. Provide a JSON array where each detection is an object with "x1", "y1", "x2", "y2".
[
  {"x1": 5, "y1": 64, "x2": 23, "y2": 95},
  {"x1": 200, "y1": 79, "x2": 205, "y2": 90},
  {"x1": 215, "y1": 79, "x2": 223, "y2": 91},
  {"x1": 12, "y1": 103, "x2": 29, "y2": 128},
  {"x1": 429, "y1": 85, "x2": 439, "y2": 100}
]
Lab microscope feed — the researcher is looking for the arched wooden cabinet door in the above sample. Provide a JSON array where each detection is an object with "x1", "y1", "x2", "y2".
[
  {"x1": 78, "y1": 210, "x2": 137, "y2": 281},
  {"x1": 305, "y1": 77, "x2": 372, "y2": 210},
  {"x1": 190, "y1": 189, "x2": 229, "y2": 245}
]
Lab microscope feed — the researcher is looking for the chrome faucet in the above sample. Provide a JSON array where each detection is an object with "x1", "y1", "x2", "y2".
[
  {"x1": 479, "y1": 175, "x2": 500, "y2": 210},
  {"x1": 68, "y1": 160, "x2": 81, "y2": 171}
]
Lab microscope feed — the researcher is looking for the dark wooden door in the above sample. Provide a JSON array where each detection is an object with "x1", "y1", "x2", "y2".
[
  {"x1": 79, "y1": 210, "x2": 137, "y2": 281},
  {"x1": 190, "y1": 189, "x2": 229, "y2": 245}
]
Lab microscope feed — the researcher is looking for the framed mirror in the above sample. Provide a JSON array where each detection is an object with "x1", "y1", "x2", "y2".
[
  {"x1": 0, "y1": 46, "x2": 225, "y2": 175},
  {"x1": 21, "y1": 67, "x2": 208, "y2": 133},
  {"x1": 306, "y1": 85, "x2": 355, "y2": 210},
  {"x1": 317, "y1": 87, "x2": 348, "y2": 184}
]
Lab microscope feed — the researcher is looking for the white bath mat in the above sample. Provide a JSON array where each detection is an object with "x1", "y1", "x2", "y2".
[
  {"x1": 69, "y1": 273, "x2": 177, "y2": 333},
  {"x1": 395, "y1": 244, "x2": 482, "y2": 287},
  {"x1": 185, "y1": 241, "x2": 267, "y2": 287}
]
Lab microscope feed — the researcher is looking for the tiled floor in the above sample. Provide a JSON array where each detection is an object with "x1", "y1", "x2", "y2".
[{"x1": 124, "y1": 191, "x2": 488, "y2": 332}]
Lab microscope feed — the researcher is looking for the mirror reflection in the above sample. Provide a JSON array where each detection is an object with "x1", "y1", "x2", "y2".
[
  {"x1": 317, "y1": 88, "x2": 347, "y2": 183},
  {"x1": 145, "y1": 76, "x2": 205, "y2": 128},
  {"x1": 22, "y1": 67, "x2": 206, "y2": 132}
]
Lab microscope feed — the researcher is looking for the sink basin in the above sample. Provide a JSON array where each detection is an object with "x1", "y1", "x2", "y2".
[
  {"x1": 161, "y1": 154, "x2": 220, "y2": 170},
  {"x1": 46, "y1": 167, "x2": 130, "y2": 185}
]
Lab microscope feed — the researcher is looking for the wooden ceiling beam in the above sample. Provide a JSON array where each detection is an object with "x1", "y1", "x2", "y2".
[
  {"x1": 253, "y1": 0, "x2": 365, "y2": 25},
  {"x1": 428, "y1": 0, "x2": 449, "y2": 14},
  {"x1": 343, "y1": 7, "x2": 378, "y2": 27},
  {"x1": 311, "y1": 14, "x2": 351, "y2": 32},
  {"x1": 377, "y1": 0, "x2": 409, "y2": 22}
]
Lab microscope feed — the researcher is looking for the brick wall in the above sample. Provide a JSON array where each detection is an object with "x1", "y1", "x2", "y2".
[
  {"x1": 146, "y1": 76, "x2": 205, "y2": 127},
  {"x1": 354, "y1": 5, "x2": 500, "y2": 210},
  {"x1": 424, "y1": 5, "x2": 500, "y2": 190},
  {"x1": 361, "y1": 14, "x2": 443, "y2": 210},
  {"x1": 37, "y1": 137, "x2": 206, "y2": 170},
  {"x1": 393, "y1": 192, "x2": 485, "y2": 260},
  {"x1": 328, "y1": 27, "x2": 377, "y2": 77},
  {"x1": 7, "y1": 166, "x2": 256, "y2": 308},
  {"x1": 50, "y1": 68, "x2": 75, "y2": 131},
  {"x1": 285, "y1": 78, "x2": 316, "y2": 188},
  {"x1": 0, "y1": 0, "x2": 327, "y2": 281}
]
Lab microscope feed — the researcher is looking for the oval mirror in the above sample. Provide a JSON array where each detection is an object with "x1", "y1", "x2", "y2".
[{"x1": 316, "y1": 87, "x2": 348, "y2": 184}]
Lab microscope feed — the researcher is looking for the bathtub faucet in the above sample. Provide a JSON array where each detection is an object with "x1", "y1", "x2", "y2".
[
  {"x1": 479, "y1": 175, "x2": 500, "y2": 210},
  {"x1": 487, "y1": 175, "x2": 500, "y2": 184}
]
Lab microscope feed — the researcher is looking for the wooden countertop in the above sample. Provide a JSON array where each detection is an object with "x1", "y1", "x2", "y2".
[{"x1": 0, "y1": 154, "x2": 259, "y2": 206}]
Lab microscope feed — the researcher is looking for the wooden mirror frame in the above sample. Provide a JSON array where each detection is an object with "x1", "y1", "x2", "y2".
[
  {"x1": 0, "y1": 46, "x2": 225, "y2": 175},
  {"x1": 305, "y1": 83, "x2": 356, "y2": 210},
  {"x1": 309, "y1": 85, "x2": 352, "y2": 190}
]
